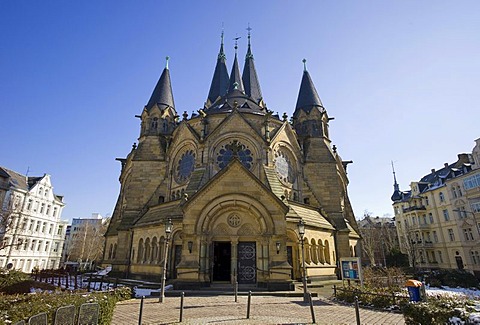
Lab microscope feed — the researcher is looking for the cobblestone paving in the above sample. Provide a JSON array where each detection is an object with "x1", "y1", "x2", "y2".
[{"x1": 112, "y1": 295, "x2": 405, "y2": 324}]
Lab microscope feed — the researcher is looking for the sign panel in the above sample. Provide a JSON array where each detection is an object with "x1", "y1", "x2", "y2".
[{"x1": 340, "y1": 257, "x2": 362, "y2": 281}]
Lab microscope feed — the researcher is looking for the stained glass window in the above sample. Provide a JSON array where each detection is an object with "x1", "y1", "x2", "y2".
[
  {"x1": 176, "y1": 150, "x2": 195, "y2": 183},
  {"x1": 216, "y1": 140, "x2": 253, "y2": 169}
]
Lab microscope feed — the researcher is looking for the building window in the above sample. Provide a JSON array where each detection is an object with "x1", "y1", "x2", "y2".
[
  {"x1": 45, "y1": 241, "x2": 49, "y2": 252},
  {"x1": 37, "y1": 241, "x2": 42, "y2": 251},
  {"x1": 453, "y1": 187, "x2": 458, "y2": 198},
  {"x1": 28, "y1": 221, "x2": 33, "y2": 231},
  {"x1": 49, "y1": 224, "x2": 53, "y2": 234},
  {"x1": 464, "y1": 174, "x2": 480, "y2": 190},
  {"x1": 448, "y1": 229, "x2": 455, "y2": 241},
  {"x1": 27, "y1": 199, "x2": 32, "y2": 210},
  {"x1": 443, "y1": 209, "x2": 450, "y2": 221},
  {"x1": 438, "y1": 251, "x2": 443, "y2": 263},
  {"x1": 42, "y1": 222, "x2": 46, "y2": 233},
  {"x1": 422, "y1": 215, "x2": 427, "y2": 224},
  {"x1": 433, "y1": 231, "x2": 438, "y2": 243},
  {"x1": 425, "y1": 197, "x2": 429, "y2": 206},
  {"x1": 46, "y1": 205, "x2": 51, "y2": 215},
  {"x1": 40, "y1": 203, "x2": 45, "y2": 214},
  {"x1": 472, "y1": 202, "x2": 480, "y2": 213},
  {"x1": 412, "y1": 216, "x2": 416, "y2": 224},
  {"x1": 439, "y1": 192, "x2": 445, "y2": 202},
  {"x1": 464, "y1": 228, "x2": 474, "y2": 241},
  {"x1": 53, "y1": 242, "x2": 59, "y2": 252},
  {"x1": 53, "y1": 207, "x2": 58, "y2": 217},
  {"x1": 57, "y1": 225, "x2": 63, "y2": 236},
  {"x1": 429, "y1": 213, "x2": 434, "y2": 223},
  {"x1": 35, "y1": 221, "x2": 40, "y2": 232},
  {"x1": 38, "y1": 187, "x2": 43, "y2": 196},
  {"x1": 31, "y1": 240, "x2": 36, "y2": 251}
]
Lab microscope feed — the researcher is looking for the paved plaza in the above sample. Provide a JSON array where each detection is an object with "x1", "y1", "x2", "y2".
[{"x1": 112, "y1": 294, "x2": 405, "y2": 324}]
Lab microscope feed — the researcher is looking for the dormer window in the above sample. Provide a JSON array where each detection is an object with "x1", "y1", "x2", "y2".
[{"x1": 439, "y1": 192, "x2": 445, "y2": 202}]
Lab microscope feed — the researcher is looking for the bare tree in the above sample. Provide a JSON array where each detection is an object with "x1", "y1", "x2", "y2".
[
  {"x1": 359, "y1": 211, "x2": 400, "y2": 267},
  {"x1": 65, "y1": 218, "x2": 110, "y2": 266},
  {"x1": 0, "y1": 191, "x2": 19, "y2": 253}
]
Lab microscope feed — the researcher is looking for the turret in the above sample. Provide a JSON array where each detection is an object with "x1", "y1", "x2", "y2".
[
  {"x1": 206, "y1": 32, "x2": 229, "y2": 107},
  {"x1": 242, "y1": 28, "x2": 263, "y2": 104}
]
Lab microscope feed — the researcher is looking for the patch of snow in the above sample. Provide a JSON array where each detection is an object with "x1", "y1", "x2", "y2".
[
  {"x1": 134, "y1": 285, "x2": 173, "y2": 298},
  {"x1": 425, "y1": 285, "x2": 480, "y2": 300}
]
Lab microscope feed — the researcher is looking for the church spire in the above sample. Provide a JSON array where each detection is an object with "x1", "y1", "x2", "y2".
[
  {"x1": 228, "y1": 37, "x2": 245, "y2": 93},
  {"x1": 207, "y1": 31, "x2": 230, "y2": 105},
  {"x1": 294, "y1": 59, "x2": 324, "y2": 114},
  {"x1": 146, "y1": 56, "x2": 175, "y2": 111},
  {"x1": 391, "y1": 161, "x2": 402, "y2": 201},
  {"x1": 242, "y1": 26, "x2": 263, "y2": 103}
]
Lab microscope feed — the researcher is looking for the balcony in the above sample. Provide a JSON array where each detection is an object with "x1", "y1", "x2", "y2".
[{"x1": 403, "y1": 205, "x2": 427, "y2": 213}]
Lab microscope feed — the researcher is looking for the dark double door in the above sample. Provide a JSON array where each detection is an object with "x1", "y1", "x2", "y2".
[{"x1": 212, "y1": 241, "x2": 256, "y2": 284}]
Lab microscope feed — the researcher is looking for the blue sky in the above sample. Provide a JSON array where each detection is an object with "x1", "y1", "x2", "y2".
[{"x1": 1, "y1": 1, "x2": 479, "y2": 222}]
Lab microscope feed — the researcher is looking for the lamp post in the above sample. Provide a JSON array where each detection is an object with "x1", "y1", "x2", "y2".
[
  {"x1": 159, "y1": 218, "x2": 173, "y2": 303},
  {"x1": 298, "y1": 219, "x2": 308, "y2": 302}
]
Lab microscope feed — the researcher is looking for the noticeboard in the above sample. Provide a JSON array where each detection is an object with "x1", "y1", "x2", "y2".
[{"x1": 340, "y1": 257, "x2": 362, "y2": 281}]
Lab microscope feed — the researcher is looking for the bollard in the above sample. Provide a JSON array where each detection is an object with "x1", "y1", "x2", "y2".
[
  {"x1": 179, "y1": 292, "x2": 185, "y2": 322},
  {"x1": 309, "y1": 292, "x2": 316, "y2": 324},
  {"x1": 138, "y1": 296, "x2": 144, "y2": 325},
  {"x1": 354, "y1": 296, "x2": 361, "y2": 325},
  {"x1": 234, "y1": 281, "x2": 238, "y2": 303},
  {"x1": 333, "y1": 284, "x2": 336, "y2": 297},
  {"x1": 247, "y1": 291, "x2": 252, "y2": 319}
]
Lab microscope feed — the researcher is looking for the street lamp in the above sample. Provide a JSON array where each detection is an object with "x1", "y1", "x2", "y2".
[
  {"x1": 159, "y1": 218, "x2": 173, "y2": 303},
  {"x1": 298, "y1": 219, "x2": 309, "y2": 302}
]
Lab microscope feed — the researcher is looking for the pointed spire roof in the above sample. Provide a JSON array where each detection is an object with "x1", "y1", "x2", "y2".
[
  {"x1": 146, "y1": 56, "x2": 175, "y2": 111},
  {"x1": 295, "y1": 59, "x2": 324, "y2": 113},
  {"x1": 207, "y1": 32, "x2": 230, "y2": 104},
  {"x1": 242, "y1": 27, "x2": 263, "y2": 103},
  {"x1": 228, "y1": 39, "x2": 245, "y2": 94},
  {"x1": 391, "y1": 161, "x2": 402, "y2": 201}
]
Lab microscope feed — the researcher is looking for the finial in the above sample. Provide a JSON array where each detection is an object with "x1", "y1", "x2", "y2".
[
  {"x1": 247, "y1": 24, "x2": 252, "y2": 45},
  {"x1": 233, "y1": 82, "x2": 239, "y2": 90},
  {"x1": 165, "y1": 56, "x2": 170, "y2": 69},
  {"x1": 282, "y1": 112, "x2": 288, "y2": 122},
  {"x1": 221, "y1": 25, "x2": 224, "y2": 46},
  {"x1": 183, "y1": 111, "x2": 188, "y2": 120},
  {"x1": 302, "y1": 58, "x2": 307, "y2": 72},
  {"x1": 332, "y1": 145, "x2": 337, "y2": 153},
  {"x1": 234, "y1": 35, "x2": 241, "y2": 53}
]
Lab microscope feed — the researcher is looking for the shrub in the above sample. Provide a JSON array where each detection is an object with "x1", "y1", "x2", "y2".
[
  {"x1": 0, "y1": 287, "x2": 131, "y2": 325},
  {"x1": 0, "y1": 268, "x2": 30, "y2": 290},
  {"x1": 363, "y1": 266, "x2": 406, "y2": 292},
  {"x1": 426, "y1": 269, "x2": 479, "y2": 289},
  {"x1": 401, "y1": 296, "x2": 467, "y2": 325}
]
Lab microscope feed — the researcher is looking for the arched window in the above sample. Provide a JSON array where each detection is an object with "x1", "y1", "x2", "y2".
[
  {"x1": 439, "y1": 192, "x2": 445, "y2": 202},
  {"x1": 137, "y1": 239, "x2": 144, "y2": 263},
  {"x1": 318, "y1": 240, "x2": 325, "y2": 263},
  {"x1": 108, "y1": 244, "x2": 113, "y2": 259},
  {"x1": 311, "y1": 239, "x2": 318, "y2": 264},
  {"x1": 144, "y1": 238, "x2": 151, "y2": 263},
  {"x1": 158, "y1": 196, "x2": 165, "y2": 204},
  {"x1": 324, "y1": 240, "x2": 331, "y2": 264},
  {"x1": 151, "y1": 117, "x2": 158, "y2": 130},
  {"x1": 152, "y1": 237, "x2": 158, "y2": 263}
]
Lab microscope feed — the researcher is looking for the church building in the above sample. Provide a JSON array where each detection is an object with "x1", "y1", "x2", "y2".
[{"x1": 103, "y1": 32, "x2": 360, "y2": 290}]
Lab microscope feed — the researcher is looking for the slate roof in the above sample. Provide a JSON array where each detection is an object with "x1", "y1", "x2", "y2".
[
  {"x1": 263, "y1": 166, "x2": 285, "y2": 199},
  {"x1": 145, "y1": 65, "x2": 175, "y2": 111},
  {"x1": 134, "y1": 203, "x2": 183, "y2": 227},
  {"x1": 207, "y1": 39, "x2": 229, "y2": 104},
  {"x1": 206, "y1": 89, "x2": 267, "y2": 115},
  {"x1": 0, "y1": 167, "x2": 29, "y2": 191},
  {"x1": 228, "y1": 53, "x2": 245, "y2": 94},
  {"x1": 242, "y1": 41, "x2": 262, "y2": 104},
  {"x1": 294, "y1": 69, "x2": 324, "y2": 113},
  {"x1": 286, "y1": 202, "x2": 335, "y2": 231}
]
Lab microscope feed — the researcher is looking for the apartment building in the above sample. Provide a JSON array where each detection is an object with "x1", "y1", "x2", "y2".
[
  {"x1": 392, "y1": 138, "x2": 480, "y2": 277},
  {"x1": 0, "y1": 167, "x2": 67, "y2": 272}
]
